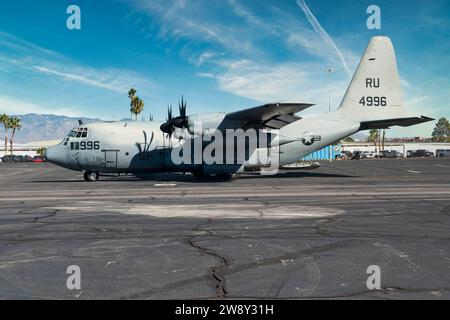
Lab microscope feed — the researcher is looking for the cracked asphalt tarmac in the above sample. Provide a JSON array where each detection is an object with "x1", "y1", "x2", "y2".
[{"x1": 0, "y1": 158, "x2": 449, "y2": 299}]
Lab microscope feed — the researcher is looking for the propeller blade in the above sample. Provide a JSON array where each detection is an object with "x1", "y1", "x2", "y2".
[
  {"x1": 135, "y1": 142, "x2": 142, "y2": 153},
  {"x1": 179, "y1": 95, "x2": 186, "y2": 118},
  {"x1": 173, "y1": 95, "x2": 188, "y2": 128},
  {"x1": 167, "y1": 104, "x2": 173, "y2": 122},
  {"x1": 160, "y1": 104, "x2": 175, "y2": 134}
]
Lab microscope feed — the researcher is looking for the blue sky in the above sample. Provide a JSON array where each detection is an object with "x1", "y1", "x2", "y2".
[{"x1": 0, "y1": 0, "x2": 448, "y2": 137}]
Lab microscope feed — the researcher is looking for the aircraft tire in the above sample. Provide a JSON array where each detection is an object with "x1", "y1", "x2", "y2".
[{"x1": 84, "y1": 170, "x2": 99, "y2": 182}]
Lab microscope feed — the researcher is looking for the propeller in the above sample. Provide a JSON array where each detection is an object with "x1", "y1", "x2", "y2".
[
  {"x1": 160, "y1": 96, "x2": 190, "y2": 140},
  {"x1": 160, "y1": 104, "x2": 175, "y2": 136}
]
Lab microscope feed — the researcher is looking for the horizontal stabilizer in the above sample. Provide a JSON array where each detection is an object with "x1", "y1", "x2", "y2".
[{"x1": 359, "y1": 116, "x2": 434, "y2": 130}]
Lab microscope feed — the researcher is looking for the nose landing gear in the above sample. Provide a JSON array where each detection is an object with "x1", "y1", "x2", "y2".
[{"x1": 83, "y1": 170, "x2": 99, "y2": 182}]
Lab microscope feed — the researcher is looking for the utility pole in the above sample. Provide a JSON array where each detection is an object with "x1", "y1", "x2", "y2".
[
  {"x1": 326, "y1": 67, "x2": 335, "y2": 161},
  {"x1": 326, "y1": 67, "x2": 335, "y2": 112}
]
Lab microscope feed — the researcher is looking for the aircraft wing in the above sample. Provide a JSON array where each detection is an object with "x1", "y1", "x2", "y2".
[{"x1": 225, "y1": 102, "x2": 313, "y2": 129}]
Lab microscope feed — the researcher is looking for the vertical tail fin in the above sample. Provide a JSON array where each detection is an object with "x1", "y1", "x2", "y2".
[{"x1": 339, "y1": 36, "x2": 405, "y2": 122}]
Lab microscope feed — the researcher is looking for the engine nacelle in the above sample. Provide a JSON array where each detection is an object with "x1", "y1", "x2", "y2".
[{"x1": 185, "y1": 112, "x2": 227, "y2": 136}]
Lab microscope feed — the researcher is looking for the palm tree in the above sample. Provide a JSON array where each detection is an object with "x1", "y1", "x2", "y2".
[
  {"x1": 0, "y1": 114, "x2": 10, "y2": 156},
  {"x1": 8, "y1": 117, "x2": 21, "y2": 155},
  {"x1": 135, "y1": 97, "x2": 144, "y2": 121},
  {"x1": 128, "y1": 88, "x2": 137, "y2": 119},
  {"x1": 128, "y1": 89, "x2": 145, "y2": 121},
  {"x1": 368, "y1": 129, "x2": 379, "y2": 152},
  {"x1": 37, "y1": 147, "x2": 46, "y2": 156}
]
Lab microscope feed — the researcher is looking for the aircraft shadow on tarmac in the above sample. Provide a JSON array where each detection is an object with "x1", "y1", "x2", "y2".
[{"x1": 31, "y1": 171, "x2": 354, "y2": 183}]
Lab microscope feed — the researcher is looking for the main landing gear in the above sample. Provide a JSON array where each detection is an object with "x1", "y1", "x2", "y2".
[{"x1": 83, "y1": 170, "x2": 99, "y2": 182}]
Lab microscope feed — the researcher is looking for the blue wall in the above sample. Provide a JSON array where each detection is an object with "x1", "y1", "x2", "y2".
[{"x1": 301, "y1": 144, "x2": 342, "y2": 161}]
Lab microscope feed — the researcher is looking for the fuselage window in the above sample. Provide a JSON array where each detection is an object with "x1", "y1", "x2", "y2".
[
  {"x1": 76, "y1": 131, "x2": 82, "y2": 138},
  {"x1": 81, "y1": 128, "x2": 88, "y2": 138}
]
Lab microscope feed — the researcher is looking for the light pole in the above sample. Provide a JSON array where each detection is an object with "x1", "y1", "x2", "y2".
[
  {"x1": 326, "y1": 67, "x2": 335, "y2": 161},
  {"x1": 326, "y1": 67, "x2": 335, "y2": 112}
]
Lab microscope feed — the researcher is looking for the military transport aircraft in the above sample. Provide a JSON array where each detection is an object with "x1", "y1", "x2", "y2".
[{"x1": 45, "y1": 36, "x2": 432, "y2": 181}]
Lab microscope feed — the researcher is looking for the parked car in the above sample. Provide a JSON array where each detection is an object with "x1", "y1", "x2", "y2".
[
  {"x1": 413, "y1": 149, "x2": 434, "y2": 157},
  {"x1": 13, "y1": 155, "x2": 26, "y2": 162},
  {"x1": 379, "y1": 150, "x2": 404, "y2": 158},
  {"x1": 436, "y1": 149, "x2": 450, "y2": 157},
  {"x1": 361, "y1": 151, "x2": 378, "y2": 159},
  {"x1": 1, "y1": 155, "x2": 34, "y2": 162},
  {"x1": 1, "y1": 155, "x2": 15, "y2": 162},
  {"x1": 351, "y1": 150, "x2": 363, "y2": 160},
  {"x1": 338, "y1": 151, "x2": 353, "y2": 160},
  {"x1": 32, "y1": 155, "x2": 45, "y2": 163}
]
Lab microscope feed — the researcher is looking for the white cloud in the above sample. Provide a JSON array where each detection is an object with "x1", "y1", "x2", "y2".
[
  {"x1": 296, "y1": 0, "x2": 352, "y2": 78},
  {"x1": 31, "y1": 65, "x2": 156, "y2": 94},
  {"x1": 198, "y1": 58, "x2": 349, "y2": 113},
  {"x1": 0, "y1": 31, "x2": 62, "y2": 59},
  {"x1": 134, "y1": 0, "x2": 255, "y2": 54},
  {"x1": 0, "y1": 31, "x2": 157, "y2": 95},
  {"x1": 189, "y1": 51, "x2": 219, "y2": 66},
  {"x1": 0, "y1": 95, "x2": 88, "y2": 117},
  {"x1": 227, "y1": 0, "x2": 268, "y2": 30},
  {"x1": 130, "y1": 0, "x2": 357, "y2": 107}
]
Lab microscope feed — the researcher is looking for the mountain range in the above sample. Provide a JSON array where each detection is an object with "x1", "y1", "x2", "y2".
[{"x1": 10, "y1": 114, "x2": 103, "y2": 143}]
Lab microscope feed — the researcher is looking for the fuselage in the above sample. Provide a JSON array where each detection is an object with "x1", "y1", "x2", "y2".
[{"x1": 44, "y1": 110, "x2": 360, "y2": 175}]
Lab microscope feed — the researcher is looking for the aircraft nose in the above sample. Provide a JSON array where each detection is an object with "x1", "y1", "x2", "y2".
[{"x1": 45, "y1": 145, "x2": 65, "y2": 165}]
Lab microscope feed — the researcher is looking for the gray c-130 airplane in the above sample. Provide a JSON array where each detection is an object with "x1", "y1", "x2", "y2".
[{"x1": 45, "y1": 36, "x2": 432, "y2": 181}]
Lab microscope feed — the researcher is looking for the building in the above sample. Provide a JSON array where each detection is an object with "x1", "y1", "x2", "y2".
[
  {"x1": 0, "y1": 140, "x2": 59, "y2": 157},
  {"x1": 301, "y1": 145, "x2": 342, "y2": 161}
]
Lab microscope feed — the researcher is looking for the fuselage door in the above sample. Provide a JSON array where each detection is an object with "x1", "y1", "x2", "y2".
[{"x1": 103, "y1": 150, "x2": 119, "y2": 168}]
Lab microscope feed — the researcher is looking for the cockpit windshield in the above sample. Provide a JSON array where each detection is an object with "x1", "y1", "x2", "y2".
[
  {"x1": 68, "y1": 130, "x2": 77, "y2": 137},
  {"x1": 67, "y1": 127, "x2": 88, "y2": 138},
  {"x1": 63, "y1": 128, "x2": 89, "y2": 146}
]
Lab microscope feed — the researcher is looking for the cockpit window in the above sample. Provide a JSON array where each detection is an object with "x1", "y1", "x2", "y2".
[
  {"x1": 68, "y1": 130, "x2": 77, "y2": 137},
  {"x1": 68, "y1": 128, "x2": 88, "y2": 139}
]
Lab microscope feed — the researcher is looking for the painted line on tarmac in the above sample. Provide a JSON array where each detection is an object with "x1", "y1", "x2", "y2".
[{"x1": 433, "y1": 164, "x2": 450, "y2": 168}]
